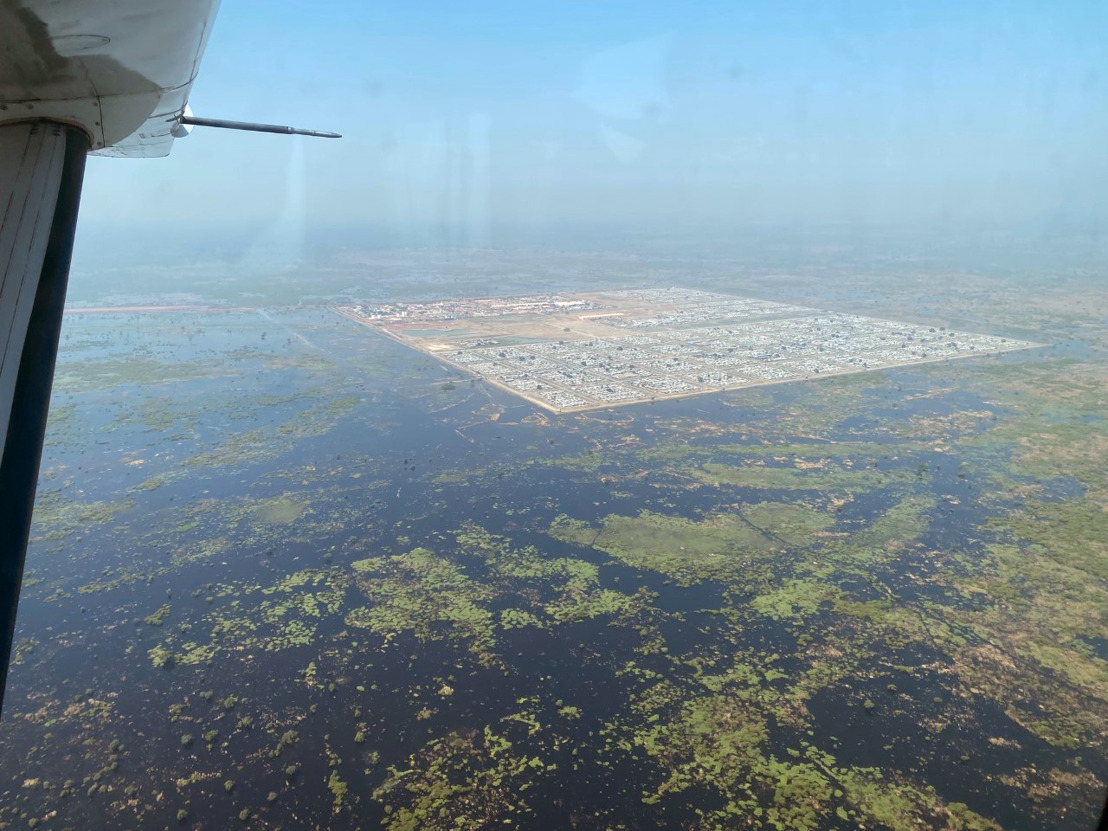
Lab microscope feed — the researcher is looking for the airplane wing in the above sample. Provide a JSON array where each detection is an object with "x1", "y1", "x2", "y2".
[{"x1": 0, "y1": 0, "x2": 222, "y2": 157}]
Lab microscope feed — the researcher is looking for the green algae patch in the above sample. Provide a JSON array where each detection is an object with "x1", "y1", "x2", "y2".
[
  {"x1": 640, "y1": 438, "x2": 926, "y2": 465},
  {"x1": 30, "y1": 492, "x2": 135, "y2": 542},
  {"x1": 250, "y1": 495, "x2": 305, "y2": 526},
  {"x1": 852, "y1": 493, "x2": 934, "y2": 549},
  {"x1": 143, "y1": 604, "x2": 171, "y2": 627},
  {"x1": 171, "y1": 536, "x2": 229, "y2": 567},
  {"x1": 344, "y1": 531, "x2": 645, "y2": 664},
  {"x1": 373, "y1": 729, "x2": 538, "y2": 830},
  {"x1": 540, "y1": 450, "x2": 606, "y2": 473},
  {"x1": 151, "y1": 569, "x2": 348, "y2": 665},
  {"x1": 372, "y1": 705, "x2": 573, "y2": 831},
  {"x1": 551, "y1": 510, "x2": 778, "y2": 587},
  {"x1": 925, "y1": 536, "x2": 1108, "y2": 748},
  {"x1": 454, "y1": 524, "x2": 642, "y2": 627},
  {"x1": 621, "y1": 666, "x2": 998, "y2": 831},
  {"x1": 432, "y1": 467, "x2": 489, "y2": 485},
  {"x1": 499, "y1": 609, "x2": 543, "y2": 629},
  {"x1": 131, "y1": 471, "x2": 179, "y2": 492},
  {"x1": 751, "y1": 579, "x2": 835, "y2": 621},
  {"x1": 351, "y1": 557, "x2": 386, "y2": 574},
  {"x1": 181, "y1": 396, "x2": 357, "y2": 471},
  {"x1": 52, "y1": 357, "x2": 230, "y2": 393},
  {"x1": 743, "y1": 501, "x2": 834, "y2": 545},
  {"x1": 325, "y1": 395, "x2": 361, "y2": 418},
  {"x1": 1002, "y1": 500, "x2": 1108, "y2": 581},
  {"x1": 692, "y1": 462, "x2": 907, "y2": 495},
  {"x1": 182, "y1": 427, "x2": 274, "y2": 469},
  {"x1": 818, "y1": 492, "x2": 937, "y2": 575},
  {"x1": 545, "y1": 588, "x2": 638, "y2": 624},
  {"x1": 347, "y1": 548, "x2": 498, "y2": 660}
]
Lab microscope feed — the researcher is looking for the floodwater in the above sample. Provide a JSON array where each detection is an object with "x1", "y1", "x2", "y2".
[{"x1": 0, "y1": 309, "x2": 1103, "y2": 830}]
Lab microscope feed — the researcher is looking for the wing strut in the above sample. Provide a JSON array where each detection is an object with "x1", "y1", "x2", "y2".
[
  {"x1": 0, "y1": 121, "x2": 88, "y2": 713},
  {"x1": 179, "y1": 115, "x2": 341, "y2": 139}
]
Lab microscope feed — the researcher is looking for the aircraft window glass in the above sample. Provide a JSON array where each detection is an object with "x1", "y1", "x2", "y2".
[{"x1": 1, "y1": 3, "x2": 1105, "y2": 829}]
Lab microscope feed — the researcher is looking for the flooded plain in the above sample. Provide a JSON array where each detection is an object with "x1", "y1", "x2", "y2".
[{"x1": 0, "y1": 303, "x2": 1105, "y2": 830}]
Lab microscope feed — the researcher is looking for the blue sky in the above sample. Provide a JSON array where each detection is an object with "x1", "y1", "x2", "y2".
[{"x1": 80, "y1": 0, "x2": 1108, "y2": 244}]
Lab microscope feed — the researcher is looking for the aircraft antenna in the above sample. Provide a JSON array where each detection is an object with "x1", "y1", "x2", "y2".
[{"x1": 178, "y1": 115, "x2": 341, "y2": 139}]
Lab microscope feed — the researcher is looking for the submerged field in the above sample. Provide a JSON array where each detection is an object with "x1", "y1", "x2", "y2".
[{"x1": 0, "y1": 289, "x2": 1105, "y2": 830}]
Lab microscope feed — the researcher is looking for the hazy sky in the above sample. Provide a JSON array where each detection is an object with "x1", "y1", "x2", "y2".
[{"x1": 78, "y1": 0, "x2": 1108, "y2": 245}]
